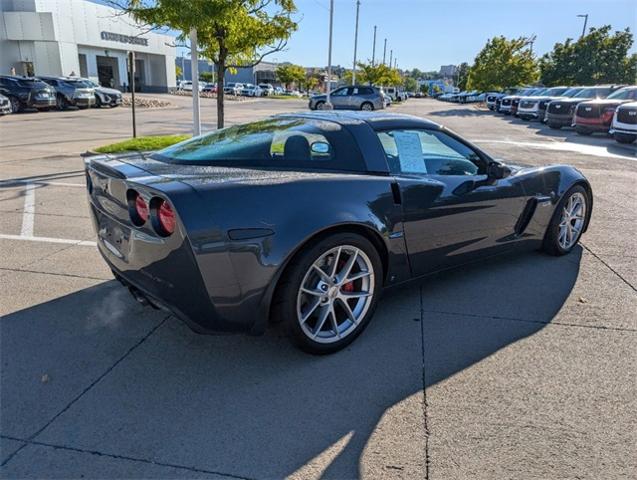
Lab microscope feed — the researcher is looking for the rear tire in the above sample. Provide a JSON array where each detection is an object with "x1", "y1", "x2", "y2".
[
  {"x1": 8, "y1": 96, "x2": 20, "y2": 113},
  {"x1": 542, "y1": 185, "x2": 589, "y2": 256},
  {"x1": 273, "y1": 232, "x2": 382, "y2": 354},
  {"x1": 614, "y1": 132, "x2": 636, "y2": 144},
  {"x1": 361, "y1": 102, "x2": 374, "y2": 111},
  {"x1": 315, "y1": 100, "x2": 325, "y2": 110}
]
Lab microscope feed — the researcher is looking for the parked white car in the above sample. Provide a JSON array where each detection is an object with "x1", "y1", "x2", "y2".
[
  {"x1": 241, "y1": 84, "x2": 262, "y2": 97},
  {"x1": 179, "y1": 81, "x2": 203, "y2": 92},
  {"x1": 258, "y1": 83, "x2": 274, "y2": 96},
  {"x1": 610, "y1": 101, "x2": 637, "y2": 144},
  {"x1": 83, "y1": 79, "x2": 122, "y2": 107},
  {"x1": 223, "y1": 82, "x2": 243, "y2": 95}
]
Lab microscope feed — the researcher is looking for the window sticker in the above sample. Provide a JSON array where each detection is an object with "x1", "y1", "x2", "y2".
[{"x1": 394, "y1": 131, "x2": 427, "y2": 173}]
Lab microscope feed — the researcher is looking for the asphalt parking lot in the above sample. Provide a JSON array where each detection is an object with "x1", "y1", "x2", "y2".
[{"x1": 1, "y1": 96, "x2": 635, "y2": 479}]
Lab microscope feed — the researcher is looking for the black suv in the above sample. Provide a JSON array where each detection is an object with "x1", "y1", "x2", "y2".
[
  {"x1": 38, "y1": 76, "x2": 96, "y2": 110},
  {"x1": 546, "y1": 85, "x2": 623, "y2": 129},
  {"x1": 0, "y1": 76, "x2": 56, "y2": 113}
]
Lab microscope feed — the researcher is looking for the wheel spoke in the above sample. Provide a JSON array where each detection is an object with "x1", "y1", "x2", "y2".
[
  {"x1": 329, "y1": 307, "x2": 341, "y2": 339},
  {"x1": 301, "y1": 298, "x2": 321, "y2": 324},
  {"x1": 337, "y1": 298, "x2": 357, "y2": 325},
  {"x1": 345, "y1": 270, "x2": 371, "y2": 282},
  {"x1": 340, "y1": 291, "x2": 372, "y2": 300},
  {"x1": 312, "y1": 264, "x2": 332, "y2": 284},
  {"x1": 337, "y1": 250, "x2": 358, "y2": 284},
  {"x1": 301, "y1": 287, "x2": 324, "y2": 297},
  {"x1": 330, "y1": 247, "x2": 342, "y2": 278},
  {"x1": 313, "y1": 305, "x2": 331, "y2": 337}
]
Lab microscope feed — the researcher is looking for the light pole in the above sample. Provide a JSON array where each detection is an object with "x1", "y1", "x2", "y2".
[
  {"x1": 190, "y1": 28, "x2": 201, "y2": 136},
  {"x1": 352, "y1": 0, "x2": 360, "y2": 86},
  {"x1": 389, "y1": 49, "x2": 393, "y2": 69},
  {"x1": 382, "y1": 38, "x2": 387, "y2": 65},
  {"x1": 326, "y1": 0, "x2": 334, "y2": 109},
  {"x1": 371, "y1": 25, "x2": 377, "y2": 66},
  {"x1": 577, "y1": 14, "x2": 588, "y2": 38}
]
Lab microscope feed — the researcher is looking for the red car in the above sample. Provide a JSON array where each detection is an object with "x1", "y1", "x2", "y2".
[{"x1": 574, "y1": 86, "x2": 637, "y2": 135}]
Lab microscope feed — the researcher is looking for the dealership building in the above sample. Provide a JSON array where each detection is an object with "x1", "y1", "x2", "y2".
[{"x1": 0, "y1": 0, "x2": 176, "y2": 92}]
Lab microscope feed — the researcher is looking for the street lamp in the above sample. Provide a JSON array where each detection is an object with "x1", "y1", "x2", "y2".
[
  {"x1": 352, "y1": 0, "x2": 360, "y2": 86},
  {"x1": 325, "y1": 0, "x2": 334, "y2": 109},
  {"x1": 577, "y1": 14, "x2": 588, "y2": 38}
]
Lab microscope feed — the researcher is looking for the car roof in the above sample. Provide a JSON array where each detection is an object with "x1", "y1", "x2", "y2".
[{"x1": 278, "y1": 111, "x2": 442, "y2": 130}]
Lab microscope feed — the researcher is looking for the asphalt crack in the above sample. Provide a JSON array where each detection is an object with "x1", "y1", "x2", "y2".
[
  {"x1": 0, "y1": 315, "x2": 170, "y2": 468},
  {"x1": 0, "y1": 435, "x2": 255, "y2": 480},
  {"x1": 0, "y1": 267, "x2": 109, "y2": 282},
  {"x1": 419, "y1": 285, "x2": 431, "y2": 480},
  {"x1": 581, "y1": 242, "x2": 637, "y2": 293}
]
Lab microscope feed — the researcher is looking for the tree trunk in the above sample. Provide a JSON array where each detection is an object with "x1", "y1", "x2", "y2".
[{"x1": 216, "y1": 59, "x2": 225, "y2": 129}]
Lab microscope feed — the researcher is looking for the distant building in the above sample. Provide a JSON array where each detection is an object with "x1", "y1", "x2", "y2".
[
  {"x1": 0, "y1": 0, "x2": 176, "y2": 92},
  {"x1": 439, "y1": 65, "x2": 458, "y2": 78},
  {"x1": 177, "y1": 58, "x2": 278, "y2": 85}
]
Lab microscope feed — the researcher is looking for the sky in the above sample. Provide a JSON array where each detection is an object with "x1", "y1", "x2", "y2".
[{"x1": 92, "y1": 0, "x2": 637, "y2": 71}]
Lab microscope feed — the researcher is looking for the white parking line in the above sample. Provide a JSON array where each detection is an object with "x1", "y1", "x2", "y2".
[
  {"x1": 0, "y1": 180, "x2": 85, "y2": 188},
  {"x1": 472, "y1": 139, "x2": 636, "y2": 160},
  {"x1": 20, "y1": 183, "x2": 36, "y2": 237},
  {"x1": 0, "y1": 233, "x2": 96, "y2": 247}
]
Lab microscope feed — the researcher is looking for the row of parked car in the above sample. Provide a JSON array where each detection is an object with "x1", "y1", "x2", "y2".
[
  {"x1": 436, "y1": 90, "x2": 486, "y2": 103},
  {"x1": 483, "y1": 85, "x2": 637, "y2": 144},
  {"x1": 0, "y1": 75, "x2": 122, "y2": 115},
  {"x1": 178, "y1": 80, "x2": 305, "y2": 98}
]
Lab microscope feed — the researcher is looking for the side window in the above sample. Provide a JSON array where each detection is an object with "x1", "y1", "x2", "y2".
[
  {"x1": 332, "y1": 88, "x2": 348, "y2": 97},
  {"x1": 377, "y1": 129, "x2": 483, "y2": 176}
]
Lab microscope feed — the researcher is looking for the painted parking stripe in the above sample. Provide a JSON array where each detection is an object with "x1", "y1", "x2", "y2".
[
  {"x1": 0, "y1": 180, "x2": 85, "y2": 188},
  {"x1": 471, "y1": 139, "x2": 636, "y2": 160},
  {"x1": 0, "y1": 234, "x2": 96, "y2": 247},
  {"x1": 20, "y1": 183, "x2": 36, "y2": 237}
]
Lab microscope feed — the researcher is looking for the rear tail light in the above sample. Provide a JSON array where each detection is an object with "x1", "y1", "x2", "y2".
[
  {"x1": 127, "y1": 189, "x2": 148, "y2": 226},
  {"x1": 153, "y1": 198, "x2": 175, "y2": 236},
  {"x1": 135, "y1": 194, "x2": 149, "y2": 223}
]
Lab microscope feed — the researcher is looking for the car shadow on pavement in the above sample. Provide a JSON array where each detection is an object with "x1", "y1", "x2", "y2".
[
  {"x1": 1, "y1": 248, "x2": 582, "y2": 479},
  {"x1": 426, "y1": 108, "x2": 491, "y2": 118}
]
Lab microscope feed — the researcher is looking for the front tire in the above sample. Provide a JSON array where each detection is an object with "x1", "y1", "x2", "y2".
[
  {"x1": 315, "y1": 100, "x2": 326, "y2": 110},
  {"x1": 273, "y1": 233, "x2": 382, "y2": 354},
  {"x1": 361, "y1": 102, "x2": 374, "y2": 111},
  {"x1": 543, "y1": 185, "x2": 589, "y2": 256},
  {"x1": 8, "y1": 96, "x2": 20, "y2": 113}
]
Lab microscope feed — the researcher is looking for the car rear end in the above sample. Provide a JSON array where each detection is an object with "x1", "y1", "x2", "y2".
[{"x1": 85, "y1": 154, "x2": 241, "y2": 333}]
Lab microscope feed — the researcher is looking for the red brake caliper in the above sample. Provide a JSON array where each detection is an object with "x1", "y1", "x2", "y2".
[{"x1": 338, "y1": 259, "x2": 355, "y2": 292}]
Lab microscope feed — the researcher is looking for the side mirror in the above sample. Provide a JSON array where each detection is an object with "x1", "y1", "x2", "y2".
[{"x1": 487, "y1": 161, "x2": 512, "y2": 180}]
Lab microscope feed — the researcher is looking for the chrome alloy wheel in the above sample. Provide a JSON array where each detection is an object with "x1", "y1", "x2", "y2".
[
  {"x1": 296, "y1": 245, "x2": 375, "y2": 344},
  {"x1": 558, "y1": 192, "x2": 586, "y2": 250}
]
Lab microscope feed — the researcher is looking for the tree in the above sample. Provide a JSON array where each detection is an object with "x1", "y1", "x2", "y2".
[
  {"x1": 199, "y1": 71, "x2": 214, "y2": 82},
  {"x1": 456, "y1": 62, "x2": 470, "y2": 91},
  {"x1": 303, "y1": 73, "x2": 320, "y2": 92},
  {"x1": 276, "y1": 63, "x2": 305, "y2": 89},
  {"x1": 355, "y1": 61, "x2": 402, "y2": 86},
  {"x1": 466, "y1": 36, "x2": 538, "y2": 91},
  {"x1": 175, "y1": 65, "x2": 183, "y2": 80},
  {"x1": 403, "y1": 76, "x2": 418, "y2": 92},
  {"x1": 119, "y1": 0, "x2": 297, "y2": 128},
  {"x1": 539, "y1": 26, "x2": 637, "y2": 86}
]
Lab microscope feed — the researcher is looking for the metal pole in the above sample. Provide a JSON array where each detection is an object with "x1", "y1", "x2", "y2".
[
  {"x1": 578, "y1": 14, "x2": 588, "y2": 38},
  {"x1": 352, "y1": 0, "x2": 360, "y2": 86},
  {"x1": 129, "y1": 51, "x2": 136, "y2": 138},
  {"x1": 382, "y1": 38, "x2": 387, "y2": 65},
  {"x1": 190, "y1": 28, "x2": 201, "y2": 136},
  {"x1": 326, "y1": 0, "x2": 334, "y2": 108},
  {"x1": 389, "y1": 49, "x2": 393, "y2": 69},
  {"x1": 371, "y1": 25, "x2": 377, "y2": 66}
]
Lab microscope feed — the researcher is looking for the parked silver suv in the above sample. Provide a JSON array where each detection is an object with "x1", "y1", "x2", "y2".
[{"x1": 309, "y1": 85, "x2": 384, "y2": 111}]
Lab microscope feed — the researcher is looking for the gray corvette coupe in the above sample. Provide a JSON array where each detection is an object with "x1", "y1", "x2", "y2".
[{"x1": 86, "y1": 112, "x2": 592, "y2": 354}]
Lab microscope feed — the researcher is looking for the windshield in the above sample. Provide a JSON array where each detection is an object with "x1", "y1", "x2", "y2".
[
  {"x1": 64, "y1": 80, "x2": 92, "y2": 88},
  {"x1": 607, "y1": 87, "x2": 637, "y2": 100},
  {"x1": 532, "y1": 88, "x2": 548, "y2": 96},
  {"x1": 545, "y1": 87, "x2": 569, "y2": 96},
  {"x1": 152, "y1": 117, "x2": 366, "y2": 172},
  {"x1": 563, "y1": 88, "x2": 582, "y2": 97},
  {"x1": 574, "y1": 87, "x2": 612, "y2": 99},
  {"x1": 17, "y1": 79, "x2": 49, "y2": 88}
]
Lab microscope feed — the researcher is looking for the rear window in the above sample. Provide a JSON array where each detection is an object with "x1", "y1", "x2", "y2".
[{"x1": 152, "y1": 118, "x2": 367, "y2": 172}]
